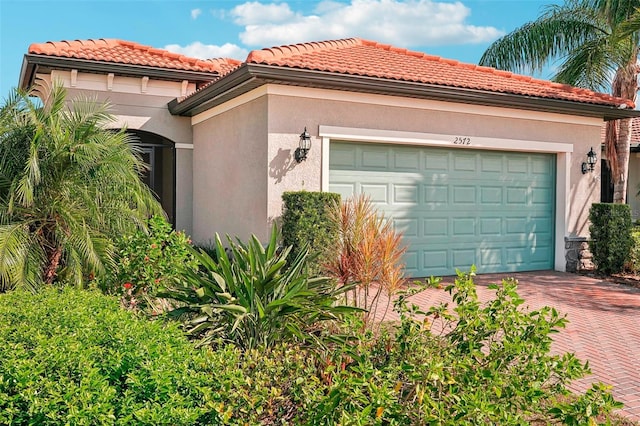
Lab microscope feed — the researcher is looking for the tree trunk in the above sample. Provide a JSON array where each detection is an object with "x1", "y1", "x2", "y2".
[
  {"x1": 607, "y1": 61, "x2": 639, "y2": 204},
  {"x1": 613, "y1": 118, "x2": 632, "y2": 203},
  {"x1": 44, "y1": 246, "x2": 62, "y2": 285}
]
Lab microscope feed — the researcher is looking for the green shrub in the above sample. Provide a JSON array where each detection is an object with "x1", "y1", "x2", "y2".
[
  {"x1": 0, "y1": 287, "x2": 222, "y2": 425},
  {"x1": 589, "y1": 203, "x2": 633, "y2": 274},
  {"x1": 161, "y1": 224, "x2": 357, "y2": 350},
  {"x1": 305, "y1": 270, "x2": 621, "y2": 425},
  {"x1": 0, "y1": 274, "x2": 621, "y2": 425},
  {"x1": 282, "y1": 191, "x2": 340, "y2": 274},
  {"x1": 101, "y1": 215, "x2": 199, "y2": 310},
  {"x1": 628, "y1": 226, "x2": 640, "y2": 273}
]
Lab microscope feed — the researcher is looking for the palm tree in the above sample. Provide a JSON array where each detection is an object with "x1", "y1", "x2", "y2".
[
  {"x1": 0, "y1": 81, "x2": 163, "y2": 291},
  {"x1": 480, "y1": 0, "x2": 639, "y2": 203}
]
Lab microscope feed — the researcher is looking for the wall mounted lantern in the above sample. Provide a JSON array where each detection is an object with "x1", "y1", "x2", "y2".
[
  {"x1": 581, "y1": 147, "x2": 597, "y2": 174},
  {"x1": 295, "y1": 127, "x2": 312, "y2": 162}
]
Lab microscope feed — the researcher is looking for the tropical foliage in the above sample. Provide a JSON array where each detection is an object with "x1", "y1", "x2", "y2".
[
  {"x1": 480, "y1": 0, "x2": 640, "y2": 203},
  {"x1": 102, "y1": 215, "x2": 198, "y2": 310},
  {"x1": 160, "y1": 225, "x2": 356, "y2": 350},
  {"x1": 325, "y1": 194, "x2": 406, "y2": 327},
  {"x1": 0, "y1": 82, "x2": 161, "y2": 291},
  {"x1": 0, "y1": 276, "x2": 622, "y2": 425}
]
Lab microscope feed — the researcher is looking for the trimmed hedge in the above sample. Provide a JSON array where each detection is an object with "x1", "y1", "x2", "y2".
[
  {"x1": 0, "y1": 288, "x2": 223, "y2": 425},
  {"x1": 282, "y1": 191, "x2": 340, "y2": 273},
  {"x1": 589, "y1": 203, "x2": 633, "y2": 274}
]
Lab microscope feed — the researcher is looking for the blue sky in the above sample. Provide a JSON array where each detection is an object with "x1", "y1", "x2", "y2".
[{"x1": 0, "y1": 0, "x2": 553, "y2": 96}]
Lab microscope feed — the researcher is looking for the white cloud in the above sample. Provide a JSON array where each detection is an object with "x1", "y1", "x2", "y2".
[
  {"x1": 229, "y1": 0, "x2": 504, "y2": 48},
  {"x1": 191, "y1": 8, "x2": 202, "y2": 19},
  {"x1": 231, "y1": 2, "x2": 297, "y2": 25},
  {"x1": 164, "y1": 42, "x2": 249, "y2": 60}
]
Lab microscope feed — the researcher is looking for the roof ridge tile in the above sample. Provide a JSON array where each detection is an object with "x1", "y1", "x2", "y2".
[{"x1": 246, "y1": 37, "x2": 362, "y2": 63}]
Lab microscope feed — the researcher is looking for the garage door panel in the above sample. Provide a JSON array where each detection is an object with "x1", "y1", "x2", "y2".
[
  {"x1": 360, "y1": 184, "x2": 388, "y2": 203},
  {"x1": 507, "y1": 158, "x2": 529, "y2": 173},
  {"x1": 329, "y1": 183, "x2": 357, "y2": 199},
  {"x1": 330, "y1": 145, "x2": 358, "y2": 168},
  {"x1": 361, "y1": 148, "x2": 389, "y2": 169},
  {"x1": 532, "y1": 188, "x2": 553, "y2": 204},
  {"x1": 480, "y1": 218, "x2": 502, "y2": 235},
  {"x1": 423, "y1": 218, "x2": 448, "y2": 236},
  {"x1": 424, "y1": 185, "x2": 448, "y2": 203},
  {"x1": 393, "y1": 184, "x2": 419, "y2": 203},
  {"x1": 404, "y1": 250, "x2": 420, "y2": 274},
  {"x1": 452, "y1": 218, "x2": 475, "y2": 236},
  {"x1": 481, "y1": 156, "x2": 503, "y2": 173},
  {"x1": 425, "y1": 152, "x2": 449, "y2": 170},
  {"x1": 394, "y1": 150, "x2": 421, "y2": 170},
  {"x1": 453, "y1": 153, "x2": 477, "y2": 172},
  {"x1": 453, "y1": 186, "x2": 477, "y2": 204},
  {"x1": 532, "y1": 157, "x2": 553, "y2": 174},
  {"x1": 480, "y1": 187, "x2": 503, "y2": 204},
  {"x1": 329, "y1": 142, "x2": 555, "y2": 276}
]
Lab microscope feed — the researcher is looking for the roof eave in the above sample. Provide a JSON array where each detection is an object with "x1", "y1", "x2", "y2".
[
  {"x1": 168, "y1": 64, "x2": 259, "y2": 115},
  {"x1": 19, "y1": 54, "x2": 219, "y2": 90},
  {"x1": 170, "y1": 63, "x2": 640, "y2": 121}
]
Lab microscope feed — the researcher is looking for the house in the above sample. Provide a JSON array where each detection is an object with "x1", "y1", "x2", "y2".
[
  {"x1": 601, "y1": 117, "x2": 640, "y2": 219},
  {"x1": 18, "y1": 38, "x2": 640, "y2": 277}
]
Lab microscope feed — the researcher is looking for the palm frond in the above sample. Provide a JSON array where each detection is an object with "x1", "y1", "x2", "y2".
[
  {"x1": 0, "y1": 82, "x2": 163, "y2": 288},
  {"x1": 480, "y1": 4, "x2": 606, "y2": 75}
]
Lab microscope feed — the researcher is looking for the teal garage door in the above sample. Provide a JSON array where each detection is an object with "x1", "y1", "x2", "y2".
[{"x1": 329, "y1": 142, "x2": 555, "y2": 277}]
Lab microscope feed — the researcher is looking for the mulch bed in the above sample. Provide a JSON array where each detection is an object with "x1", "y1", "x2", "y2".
[{"x1": 579, "y1": 270, "x2": 640, "y2": 289}]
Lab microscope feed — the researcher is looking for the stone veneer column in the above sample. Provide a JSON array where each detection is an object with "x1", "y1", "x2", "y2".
[{"x1": 565, "y1": 236, "x2": 594, "y2": 272}]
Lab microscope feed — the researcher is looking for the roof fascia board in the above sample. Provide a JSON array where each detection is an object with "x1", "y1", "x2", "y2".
[
  {"x1": 171, "y1": 63, "x2": 640, "y2": 121},
  {"x1": 18, "y1": 55, "x2": 35, "y2": 90},
  {"x1": 168, "y1": 64, "x2": 259, "y2": 115},
  {"x1": 20, "y1": 54, "x2": 218, "y2": 88}
]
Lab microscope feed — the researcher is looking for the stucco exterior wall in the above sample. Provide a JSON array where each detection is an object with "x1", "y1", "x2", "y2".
[
  {"x1": 265, "y1": 87, "x2": 602, "y2": 238},
  {"x1": 175, "y1": 148, "x2": 193, "y2": 234},
  {"x1": 37, "y1": 71, "x2": 195, "y2": 232},
  {"x1": 41, "y1": 71, "x2": 194, "y2": 144},
  {"x1": 628, "y1": 154, "x2": 640, "y2": 219},
  {"x1": 191, "y1": 96, "x2": 269, "y2": 243}
]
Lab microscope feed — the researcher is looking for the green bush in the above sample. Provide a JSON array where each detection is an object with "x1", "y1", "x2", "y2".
[
  {"x1": 161, "y1": 225, "x2": 357, "y2": 350},
  {"x1": 0, "y1": 274, "x2": 621, "y2": 425},
  {"x1": 282, "y1": 191, "x2": 340, "y2": 274},
  {"x1": 101, "y1": 215, "x2": 199, "y2": 310},
  {"x1": 0, "y1": 287, "x2": 222, "y2": 425},
  {"x1": 589, "y1": 203, "x2": 633, "y2": 274},
  {"x1": 304, "y1": 270, "x2": 621, "y2": 425},
  {"x1": 628, "y1": 226, "x2": 640, "y2": 273}
]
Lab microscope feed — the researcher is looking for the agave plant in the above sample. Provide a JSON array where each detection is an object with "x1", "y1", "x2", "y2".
[{"x1": 161, "y1": 225, "x2": 357, "y2": 350}]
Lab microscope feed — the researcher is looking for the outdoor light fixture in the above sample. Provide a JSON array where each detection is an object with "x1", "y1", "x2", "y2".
[
  {"x1": 295, "y1": 127, "x2": 312, "y2": 162},
  {"x1": 581, "y1": 147, "x2": 597, "y2": 174}
]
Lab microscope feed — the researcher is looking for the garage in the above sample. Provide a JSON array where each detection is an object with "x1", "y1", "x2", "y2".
[{"x1": 329, "y1": 141, "x2": 556, "y2": 277}]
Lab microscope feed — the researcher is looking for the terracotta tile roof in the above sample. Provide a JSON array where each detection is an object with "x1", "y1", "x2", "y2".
[
  {"x1": 246, "y1": 38, "x2": 635, "y2": 108},
  {"x1": 204, "y1": 58, "x2": 243, "y2": 75},
  {"x1": 601, "y1": 117, "x2": 640, "y2": 144},
  {"x1": 28, "y1": 39, "x2": 232, "y2": 74}
]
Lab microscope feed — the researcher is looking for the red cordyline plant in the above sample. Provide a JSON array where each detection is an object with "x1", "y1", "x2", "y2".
[{"x1": 325, "y1": 194, "x2": 406, "y2": 328}]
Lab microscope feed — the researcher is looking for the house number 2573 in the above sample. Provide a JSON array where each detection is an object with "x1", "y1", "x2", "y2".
[{"x1": 453, "y1": 137, "x2": 471, "y2": 145}]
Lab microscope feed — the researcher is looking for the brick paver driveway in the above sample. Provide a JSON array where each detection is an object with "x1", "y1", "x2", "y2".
[{"x1": 380, "y1": 271, "x2": 640, "y2": 421}]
